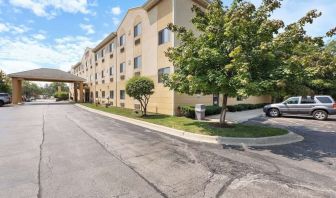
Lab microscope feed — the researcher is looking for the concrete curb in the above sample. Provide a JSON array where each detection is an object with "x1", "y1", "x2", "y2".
[{"x1": 75, "y1": 104, "x2": 304, "y2": 147}]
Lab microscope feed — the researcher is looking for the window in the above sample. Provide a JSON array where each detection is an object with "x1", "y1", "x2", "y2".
[
  {"x1": 101, "y1": 70, "x2": 104, "y2": 78},
  {"x1": 158, "y1": 28, "x2": 170, "y2": 45},
  {"x1": 109, "y1": 66, "x2": 114, "y2": 76},
  {"x1": 300, "y1": 96, "x2": 316, "y2": 104},
  {"x1": 95, "y1": 73, "x2": 98, "y2": 80},
  {"x1": 101, "y1": 49, "x2": 104, "y2": 58},
  {"x1": 120, "y1": 62, "x2": 126, "y2": 73},
  {"x1": 120, "y1": 90, "x2": 125, "y2": 100},
  {"x1": 109, "y1": 43, "x2": 115, "y2": 53},
  {"x1": 95, "y1": 53, "x2": 98, "y2": 61},
  {"x1": 134, "y1": 23, "x2": 142, "y2": 37},
  {"x1": 110, "y1": 91, "x2": 114, "y2": 99},
  {"x1": 95, "y1": 91, "x2": 98, "y2": 98},
  {"x1": 237, "y1": 96, "x2": 243, "y2": 101},
  {"x1": 158, "y1": 67, "x2": 170, "y2": 83},
  {"x1": 102, "y1": 91, "x2": 105, "y2": 98},
  {"x1": 316, "y1": 96, "x2": 333, "y2": 104},
  {"x1": 119, "y1": 34, "x2": 126, "y2": 46},
  {"x1": 134, "y1": 56, "x2": 142, "y2": 69},
  {"x1": 284, "y1": 97, "x2": 300, "y2": 104}
]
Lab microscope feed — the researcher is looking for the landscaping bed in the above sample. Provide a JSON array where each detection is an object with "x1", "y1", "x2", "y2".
[{"x1": 82, "y1": 103, "x2": 287, "y2": 138}]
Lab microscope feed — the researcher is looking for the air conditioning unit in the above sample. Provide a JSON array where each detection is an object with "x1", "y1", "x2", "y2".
[
  {"x1": 120, "y1": 47, "x2": 125, "y2": 53},
  {"x1": 102, "y1": 80, "x2": 105, "y2": 84},
  {"x1": 120, "y1": 103, "x2": 125, "y2": 107},
  {"x1": 110, "y1": 54, "x2": 113, "y2": 58},
  {"x1": 134, "y1": 38, "x2": 141, "y2": 45},
  {"x1": 120, "y1": 75, "x2": 125, "y2": 80},
  {"x1": 110, "y1": 77, "x2": 114, "y2": 82},
  {"x1": 134, "y1": 71, "x2": 141, "y2": 76},
  {"x1": 134, "y1": 104, "x2": 141, "y2": 110}
]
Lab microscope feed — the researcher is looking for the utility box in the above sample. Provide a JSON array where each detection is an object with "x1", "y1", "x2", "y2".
[{"x1": 195, "y1": 104, "x2": 206, "y2": 120}]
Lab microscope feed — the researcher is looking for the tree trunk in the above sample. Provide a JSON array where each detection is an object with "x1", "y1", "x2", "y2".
[{"x1": 219, "y1": 94, "x2": 228, "y2": 125}]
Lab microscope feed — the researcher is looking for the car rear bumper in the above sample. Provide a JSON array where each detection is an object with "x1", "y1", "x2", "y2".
[{"x1": 329, "y1": 109, "x2": 336, "y2": 115}]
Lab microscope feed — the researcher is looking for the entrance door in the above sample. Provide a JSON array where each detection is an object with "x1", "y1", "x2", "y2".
[
  {"x1": 85, "y1": 90, "x2": 90, "y2": 103},
  {"x1": 213, "y1": 94, "x2": 219, "y2": 106}
]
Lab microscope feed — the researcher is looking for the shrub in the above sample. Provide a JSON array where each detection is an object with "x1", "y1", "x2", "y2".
[
  {"x1": 205, "y1": 105, "x2": 222, "y2": 116},
  {"x1": 227, "y1": 105, "x2": 237, "y2": 112},
  {"x1": 54, "y1": 92, "x2": 68, "y2": 101},
  {"x1": 179, "y1": 105, "x2": 195, "y2": 118}
]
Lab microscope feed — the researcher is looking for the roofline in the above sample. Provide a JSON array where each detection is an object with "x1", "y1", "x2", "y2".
[
  {"x1": 116, "y1": 7, "x2": 142, "y2": 32},
  {"x1": 142, "y1": 0, "x2": 210, "y2": 11},
  {"x1": 71, "y1": 62, "x2": 81, "y2": 69},
  {"x1": 92, "y1": 32, "x2": 117, "y2": 52}
]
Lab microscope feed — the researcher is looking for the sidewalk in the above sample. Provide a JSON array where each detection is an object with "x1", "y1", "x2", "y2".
[{"x1": 206, "y1": 108, "x2": 264, "y2": 123}]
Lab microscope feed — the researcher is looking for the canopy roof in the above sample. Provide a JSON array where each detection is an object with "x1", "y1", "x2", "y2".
[{"x1": 8, "y1": 68, "x2": 85, "y2": 82}]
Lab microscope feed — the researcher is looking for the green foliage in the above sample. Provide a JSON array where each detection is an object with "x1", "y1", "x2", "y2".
[
  {"x1": 22, "y1": 81, "x2": 43, "y2": 98},
  {"x1": 126, "y1": 76, "x2": 154, "y2": 116},
  {"x1": 54, "y1": 92, "x2": 69, "y2": 101},
  {"x1": 0, "y1": 70, "x2": 11, "y2": 93},
  {"x1": 43, "y1": 82, "x2": 69, "y2": 96},
  {"x1": 163, "y1": 0, "x2": 336, "y2": 124}
]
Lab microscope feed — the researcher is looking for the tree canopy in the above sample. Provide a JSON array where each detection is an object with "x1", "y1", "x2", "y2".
[
  {"x1": 126, "y1": 76, "x2": 154, "y2": 116},
  {"x1": 163, "y1": 0, "x2": 336, "y2": 124},
  {"x1": 0, "y1": 70, "x2": 11, "y2": 93}
]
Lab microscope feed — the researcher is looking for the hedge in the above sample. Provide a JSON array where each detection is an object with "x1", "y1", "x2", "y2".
[
  {"x1": 54, "y1": 92, "x2": 69, "y2": 101},
  {"x1": 179, "y1": 103, "x2": 269, "y2": 118}
]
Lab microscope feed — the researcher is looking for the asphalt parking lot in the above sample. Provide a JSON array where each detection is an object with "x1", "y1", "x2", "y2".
[{"x1": 1, "y1": 104, "x2": 336, "y2": 198}]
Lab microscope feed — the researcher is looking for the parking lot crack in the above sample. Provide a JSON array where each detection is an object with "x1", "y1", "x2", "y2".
[{"x1": 37, "y1": 112, "x2": 46, "y2": 198}]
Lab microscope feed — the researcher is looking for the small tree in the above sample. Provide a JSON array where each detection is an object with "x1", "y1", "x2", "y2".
[
  {"x1": 0, "y1": 70, "x2": 11, "y2": 93},
  {"x1": 126, "y1": 76, "x2": 154, "y2": 116}
]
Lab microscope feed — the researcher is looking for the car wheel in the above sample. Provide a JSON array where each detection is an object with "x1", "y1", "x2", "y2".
[
  {"x1": 268, "y1": 108, "x2": 280, "y2": 117},
  {"x1": 0, "y1": 100, "x2": 4, "y2": 107},
  {"x1": 313, "y1": 110, "x2": 328, "y2": 120}
]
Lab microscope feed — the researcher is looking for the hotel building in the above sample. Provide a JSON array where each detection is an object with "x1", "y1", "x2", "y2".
[{"x1": 70, "y1": 0, "x2": 271, "y2": 115}]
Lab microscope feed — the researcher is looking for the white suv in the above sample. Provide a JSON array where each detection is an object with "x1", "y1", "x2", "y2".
[{"x1": 0, "y1": 93, "x2": 11, "y2": 107}]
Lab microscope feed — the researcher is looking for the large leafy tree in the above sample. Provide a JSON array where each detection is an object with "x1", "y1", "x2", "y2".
[
  {"x1": 164, "y1": 0, "x2": 285, "y2": 125},
  {"x1": 0, "y1": 70, "x2": 11, "y2": 93},
  {"x1": 126, "y1": 76, "x2": 154, "y2": 116},
  {"x1": 22, "y1": 81, "x2": 43, "y2": 98}
]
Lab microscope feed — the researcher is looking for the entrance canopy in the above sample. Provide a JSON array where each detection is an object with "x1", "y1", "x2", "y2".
[
  {"x1": 8, "y1": 68, "x2": 85, "y2": 104},
  {"x1": 8, "y1": 68, "x2": 85, "y2": 82}
]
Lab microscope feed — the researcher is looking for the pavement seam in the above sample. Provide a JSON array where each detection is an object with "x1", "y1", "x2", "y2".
[
  {"x1": 37, "y1": 109, "x2": 46, "y2": 198},
  {"x1": 66, "y1": 115, "x2": 168, "y2": 198}
]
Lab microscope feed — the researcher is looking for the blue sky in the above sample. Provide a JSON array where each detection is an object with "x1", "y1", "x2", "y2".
[{"x1": 0, "y1": 0, "x2": 335, "y2": 74}]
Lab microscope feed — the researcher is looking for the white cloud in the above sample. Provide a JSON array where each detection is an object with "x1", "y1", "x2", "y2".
[
  {"x1": 0, "y1": 35, "x2": 99, "y2": 74},
  {"x1": 111, "y1": 6, "x2": 121, "y2": 15},
  {"x1": 79, "y1": 23, "x2": 95, "y2": 35},
  {"x1": 9, "y1": 0, "x2": 92, "y2": 18},
  {"x1": 0, "y1": 22, "x2": 29, "y2": 34},
  {"x1": 33, "y1": 34, "x2": 46, "y2": 40}
]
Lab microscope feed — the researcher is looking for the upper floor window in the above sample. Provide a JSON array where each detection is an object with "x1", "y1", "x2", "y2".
[
  {"x1": 101, "y1": 70, "x2": 104, "y2": 78},
  {"x1": 109, "y1": 66, "x2": 114, "y2": 76},
  {"x1": 134, "y1": 23, "x2": 142, "y2": 37},
  {"x1": 119, "y1": 34, "x2": 126, "y2": 46},
  {"x1": 158, "y1": 67, "x2": 170, "y2": 83},
  {"x1": 109, "y1": 43, "x2": 115, "y2": 53},
  {"x1": 134, "y1": 56, "x2": 142, "y2": 69},
  {"x1": 102, "y1": 91, "x2": 105, "y2": 98},
  {"x1": 95, "y1": 53, "x2": 98, "y2": 61},
  {"x1": 101, "y1": 49, "x2": 104, "y2": 58},
  {"x1": 120, "y1": 62, "x2": 126, "y2": 73},
  {"x1": 95, "y1": 73, "x2": 98, "y2": 80},
  {"x1": 158, "y1": 28, "x2": 170, "y2": 45}
]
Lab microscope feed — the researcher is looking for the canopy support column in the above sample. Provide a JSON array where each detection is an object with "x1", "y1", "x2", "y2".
[{"x1": 11, "y1": 78, "x2": 22, "y2": 104}]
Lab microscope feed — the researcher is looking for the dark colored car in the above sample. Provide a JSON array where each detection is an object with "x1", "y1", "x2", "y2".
[
  {"x1": 0, "y1": 93, "x2": 11, "y2": 107},
  {"x1": 264, "y1": 95, "x2": 336, "y2": 120}
]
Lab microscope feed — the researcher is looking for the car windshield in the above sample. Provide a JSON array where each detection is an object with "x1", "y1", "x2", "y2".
[
  {"x1": 284, "y1": 97, "x2": 300, "y2": 104},
  {"x1": 0, "y1": 93, "x2": 8, "y2": 97}
]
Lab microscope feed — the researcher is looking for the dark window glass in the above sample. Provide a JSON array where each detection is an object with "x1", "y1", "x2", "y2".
[
  {"x1": 316, "y1": 96, "x2": 333, "y2": 104},
  {"x1": 134, "y1": 23, "x2": 142, "y2": 37},
  {"x1": 158, "y1": 67, "x2": 170, "y2": 83},
  {"x1": 110, "y1": 66, "x2": 113, "y2": 76},
  {"x1": 120, "y1": 90, "x2": 125, "y2": 100},
  {"x1": 120, "y1": 63, "x2": 125, "y2": 73},
  {"x1": 158, "y1": 28, "x2": 170, "y2": 45},
  {"x1": 134, "y1": 56, "x2": 142, "y2": 69},
  {"x1": 102, "y1": 91, "x2": 105, "y2": 98},
  {"x1": 119, "y1": 34, "x2": 125, "y2": 46},
  {"x1": 101, "y1": 70, "x2": 104, "y2": 78},
  {"x1": 300, "y1": 96, "x2": 316, "y2": 104},
  {"x1": 95, "y1": 91, "x2": 98, "y2": 98},
  {"x1": 285, "y1": 97, "x2": 300, "y2": 104}
]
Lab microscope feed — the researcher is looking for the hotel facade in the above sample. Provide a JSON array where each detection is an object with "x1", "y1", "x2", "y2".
[{"x1": 70, "y1": 0, "x2": 271, "y2": 115}]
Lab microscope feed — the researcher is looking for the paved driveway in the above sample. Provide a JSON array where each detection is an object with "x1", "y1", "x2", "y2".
[{"x1": 1, "y1": 104, "x2": 336, "y2": 198}]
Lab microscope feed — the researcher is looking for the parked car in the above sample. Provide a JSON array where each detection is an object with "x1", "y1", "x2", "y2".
[
  {"x1": 0, "y1": 93, "x2": 11, "y2": 107},
  {"x1": 264, "y1": 95, "x2": 336, "y2": 120}
]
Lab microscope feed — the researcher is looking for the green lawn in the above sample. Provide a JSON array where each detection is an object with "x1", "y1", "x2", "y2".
[{"x1": 81, "y1": 103, "x2": 287, "y2": 138}]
